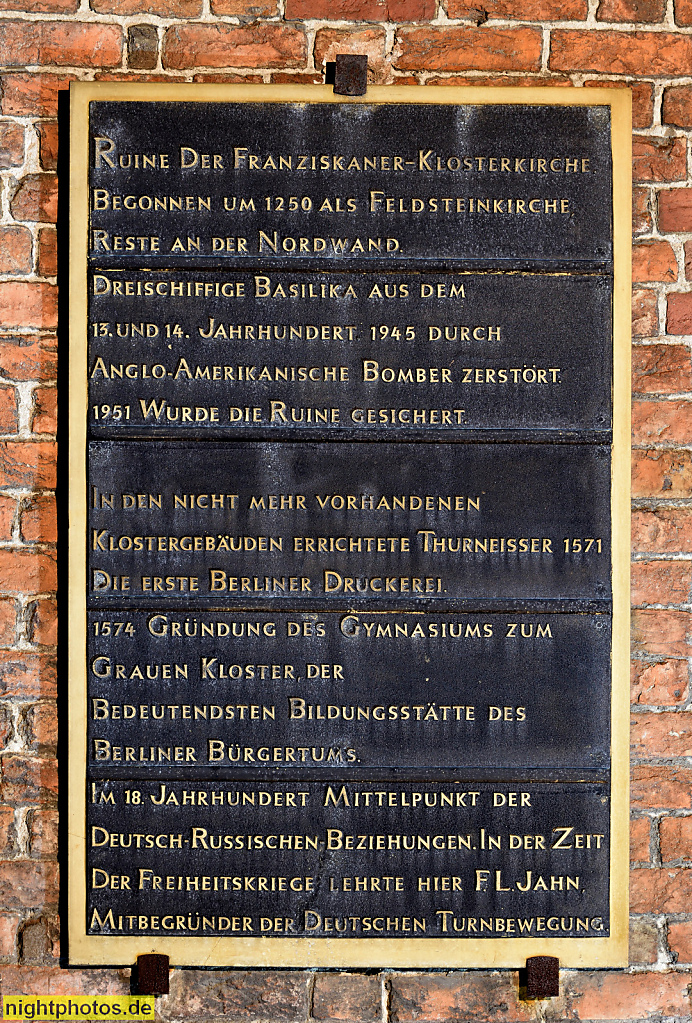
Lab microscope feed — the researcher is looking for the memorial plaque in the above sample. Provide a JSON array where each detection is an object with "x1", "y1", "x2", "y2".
[{"x1": 69, "y1": 84, "x2": 630, "y2": 968}]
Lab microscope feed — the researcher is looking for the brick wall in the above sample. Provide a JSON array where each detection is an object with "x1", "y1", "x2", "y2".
[{"x1": 0, "y1": 0, "x2": 689, "y2": 1017}]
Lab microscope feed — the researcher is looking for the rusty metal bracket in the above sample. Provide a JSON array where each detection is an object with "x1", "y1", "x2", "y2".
[
  {"x1": 333, "y1": 54, "x2": 368, "y2": 96},
  {"x1": 525, "y1": 956, "x2": 559, "y2": 998},
  {"x1": 135, "y1": 954, "x2": 170, "y2": 996}
]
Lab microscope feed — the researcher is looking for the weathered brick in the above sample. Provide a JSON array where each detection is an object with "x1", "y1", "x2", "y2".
[
  {"x1": 660, "y1": 815, "x2": 692, "y2": 861},
  {"x1": 0, "y1": 336, "x2": 57, "y2": 383},
  {"x1": 126, "y1": 25, "x2": 158, "y2": 71},
  {"x1": 629, "y1": 916, "x2": 659, "y2": 964},
  {"x1": 631, "y1": 560, "x2": 692, "y2": 606},
  {"x1": 94, "y1": 0, "x2": 200, "y2": 12},
  {"x1": 31, "y1": 389, "x2": 56, "y2": 436},
  {"x1": 27, "y1": 600, "x2": 57, "y2": 647},
  {"x1": 37, "y1": 230, "x2": 57, "y2": 279},
  {"x1": 0, "y1": 0, "x2": 77, "y2": 10},
  {"x1": 632, "y1": 448, "x2": 692, "y2": 498},
  {"x1": 0, "y1": 122, "x2": 23, "y2": 169},
  {"x1": 11, "y1": 174, "x2": 58, "y2": 225},
  {"x1": 0, "y1": 860, "x2": 57, "y2": 910},
  {"x1": 27, "y1": 809, "x2": 58, "y2": 858},
  {"x1": 315, "y1": 29, "x2": 387, "y2": 77},
  {"x1": 632, "y1": 764, "x2": 692, "y2": 808},
  {"x1": 25, "y1": 704, "x2": 57, "y2": 753},
  {"x1": 633, "y1": 508, "x2": 692, "y2": 553},
  {"x1": 633, "y1": 186, "x2": 653, "y2": 234},
  {"x1": 0, "y1": 387, "x2": 17, "y2": 434},
  {"x1": 393, "y1": 27, "x2": 542, "y2": 72},
  {"x1": 633, "y1": 240, "x2": 677, "y2": 283},
  {"x1": 19, "y1": 916, "x2": 58, "y2": 963},
  {"x1": 0, "y1": 552, "x2": 57, "y2": 595},
  {"x1": 21, "y1": 495, "x2": 57, "y2": 545},
  {"x1": 0, "y1": 284, "x2": 57, "y2": 331},
  {"x1": 162, "y1": 24, "x2": 306, "y2": 70},
  {"x1": 631, "y1": 609, "x2": 692, "y2": 657},
  {"x1": 551, "y1": 30, "x2": 692, "y2": 74},
  {"x1": 451, "y1": 0, "x2": 585, "y2": 15},
  {"x1": 632, "y1": 658, "x2": 689, "y2": 706},
  {"x1": 659, "y1": 188, "x2": 692, "y2": 233},
  {"x1": 0, "y1": 442, "x2": 55, "y2": 489},
  {"x1": 390, "y1": 973, "x2": 537, "y2": 1022},
  {"x1": 212, "y1": 0, "x2": 279, "y2": 14},
  {"x1": 1, "y1": 74, "x2": 73, "y2": 117},
  {"x1": 632, "y1": 289, "x2": 658, "y2": 336},
  {"x1": 37, "y1": 123, "x2": 58, "y2": 173},
  {"x1": 0, "y1": 22, "x2": 121, "y2": 68},
  {"x1": 631, "y1": 817, "x2": 651, "y2": 861},
  {"x1": 677, "y1": 0, "x2": 692, "y2": 24},
  {"x1": 0, "y1": 497, "x2": 15, "y2": 544},
  {"x1": 668, "y1": 920, "x2": 692, "y2": 961},
  {"x1": 663, "y1": 83, "x2": 692, "y2": 127},
  {"x1": 667, "y1": 292, "x2": 692, "y2": 335},
  {"x1": 633, "y1": 345, "x2": 692, "y2": 393},
  {"x1": 0, "y1": 754, "x2": 58, "y2": 804},
  {"x1": 191, "y1": 73, "x2": 265, "y2": 83},
  {"x1": 427, "y1": 74, "x2": 573, "y2": 86},
  {"x1": 597, "y1": 0, "x2": 664, "y2": 20},
  {"x1": 0, "y1": 652, "x2": 56, "y2": 699},
  {"x1": 0, "y1": 966, "x2": 128, "y2": 996},
  {"x1": 631, "y1": 866, "x2": 692, "y2": 913},
  {"x1": 585, "y1": 79, "x2": 653, "y2": 127},
  {"x1": 632, "y1": 709, "x2": 692, "y2": 758},
  {"x1": 633, "y1": 399, "x2": 692, "y2": 444},
  {"x1": 0, "y1": 228, "x2": 32, "y2": 277},
  {"x1": 0, "y1": 707, "x2": 12, "y2": 752},
  {"x1": 270, "y1": 71, "x2": 323, "y2": 83},
  {"x1": 0, "y1": 601, "x2": 16, "y2": 646},
  {"x1": 165, "y1": 970, "x2": 309, "y2": 1020},
  {"x1": 313, "y1": 974, "x2": 381, "y2": 1021},
  {"x1": 0, "y1": 913, "x2": 19, "y2": 958},
  {"x1": 564, "y1": 970, "x2": 691, "y2": 1019},
  {"x1": 633, "y1": 135, "x2": 686, "y2": 183},
  {"x1": 93, "y1": 72, "x2": 173, "y2": 82}
]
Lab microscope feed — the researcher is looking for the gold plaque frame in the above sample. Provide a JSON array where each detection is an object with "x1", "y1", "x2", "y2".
[{"x1": 69, "y1": 83, "x2": 631, "y2": 968}]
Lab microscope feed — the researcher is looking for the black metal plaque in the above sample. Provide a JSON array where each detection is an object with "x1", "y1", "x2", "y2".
[{"x1": 69, "y1": 84, "x2": 630, "y2": 968}]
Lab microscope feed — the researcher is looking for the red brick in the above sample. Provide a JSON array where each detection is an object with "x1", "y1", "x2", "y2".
[
  {"x1": 0, "y1": 755, "x2": 57, "y2": 804},
  {"x1": 629, "y1": 916, "x2": 659, "y2": 964},
  {"x1": 551, "y1": 30, "x2": 692, "y2": 75},
  {"x1": 37, "y1": 123, "x2": 58, "y2": 173},
  {"x1": 660, "y1": 815, "x2": 692, "y2": 861},
  {"x1": 632, "y1": 764, "x2": 692, "y2": 808},
  {"x1": 633, "y1": 240, "x2": 677, "y2": 283},
  {"x1": 0, "y1": 227, "x2": 32, "y2": 276},
  {"x1": 427, "y1": 74, "x2": 573, "y2": 86},
  {"x1": 632, "y1": 399, "x2": 692, "y2": 444},
  {"x1": 659, "y1": 188, "x2": 692, "y2": 233},
  {"x1": 0, "y1": 913, "x2": 19, "y2": 957},
  {"x1": 191, "y1": 73, "x2": 265, "y2": 83},
  {"x1": 597, "y1": 0, "x2": 664, "y2": 20},
  {"x1": 0, "y1": 336, "x2": 57, "y2": 383},
  {"x1": 631, "y1": 817, "x2": 651, "y2": 861},
  {"x1": 663, "y1": 84, "x2": 692, "y2": 126},
  {"x1": 1, "y1": 966, "x2": 128, "y2": 995},
  {"x1": 632, "y1": 709, "x2": 692, "y2": 758},
  {"x1": 21, "y1": 495, "x2": 57, "y2": 544},
  {"x1": 162, "y1": 24, "x2": 306, "y2": 70},
  {"x1": 31, "y1": 388, "x2": 56, "y2": 436},
  {"x1": 0, "y1": 387, "x2": 17, "y2": 434},
  {"x1": 28, "y1": 809, "x2": 58, "y2": 858},
  {"x1": 212, "y1": 0, "x2": 277, "y2": 14},
  {"x1": 0, "y1": 121, "x2": 23, "y2": 169},
  {"x1": 313, "y1": 974, "x2": 381, "y2": 1022},
  {"x1": 27, "y1": 600, "x2": 57, "y2": 647},
  {"x1": 0, "y1": 808, "x2": 16, "y2": 856},
  {"x1": 93, "y1": 0, "x2": 200, "y2": 10},
  {"x1": 10, "y1": 174, "x2": 57, "y2": 225},
  {"x1": 25, "y1": 704, "x2": 56, "y2": 752},
  {"x1": 0, "y1": 600, "x2": 16, "y2": 646},
  {"x1": 0, "y1": 552, "x2": 56, "y2": 595},
  {"x1": 394, "y1": 27, "x2": 542, "y2": 72},
  {"x1": 315, "y1": 29, "x2": 387, "y2": 77},
  {"x1": 0, "y1": 22, "x2": 121, "y2": 68},
  {"x1": 631, "y1": 609, "x2": 692, "y2": 657},
  {"x1": 630, "y1": 658, "x2": 687, "y2": 707},
  {"x1": 668, "y1": 920, "x2": 692, "y2": 960},
  {"x1": 667, "y1": 292, "x2": 692, "y2": 334},
  {"x1": 0, "y1": 0, "x2": 76, "y2": 9},
  {"x1": 633, "y1": 507, "x2": 692, "y2": 553},
  {"x1": 165, "y1": 971, "x2": 309, "y2": 1019},
  {"x1": 677, "y1": 0, "x2": 692, "y2": 23},
  {"x1": 636, "y1": 136, "x2": 685, "y2": 183},
  {"x1": 92, "y1": 72, "x2": 173, "y2": 82},
  {"x1": 270, "y1": 72, "x2": 324, "y2": 83},
  {"x1": 631, "y1": 866, "x2": 692, "y2": 913},
  {"x1": 564, "y1": 970, "x2": 691, "y2": 1019},
  {"x1": 0, "y1": 497, "x2": 13, "y2": 544},
  {"x1": 632, "y1": 448, "x2": 692, "y2": 498},
  {"x1": 451, "y1": 0, "x2": 585, "y2": 15},
  {"x1": 0, "y1": 284, "x2": 57, "y2": 330},
  {"x1": 289, "y1": 0, "x2": 433, "y2": 17},
  {"x1": 633, "y1": 186, "x2": 652, "y2": 234},
  {"x1": 1, "y1": 74, "x2": 73, "y2": 117},
  {"x1": 585, "y1": 79, "x2": 653, "y2": 127},
  {"x1": 0, "y1": 651, "x2": 56, "y2": 700},
  {"x1": 37, "y1": 230, "x2": 57, "y2": 279},
  {"x1": 631, "y1": 560, "x2": 692, "y2": 606},
  {"x1": 632, "y1": 345, "x2": 692, "y2": 393},
  {"x1": 0, "y1": 442, "x2": 55, "y2": 489},
  {"x1": 0, "y1": 860, "x2": 57, "y2": 910},
  {"x1": 632, "y1": 289, "x2": 658, "y2": 336},
  {"x1": 390, "y1": 974, "x2": 535, "y2": 1022}
]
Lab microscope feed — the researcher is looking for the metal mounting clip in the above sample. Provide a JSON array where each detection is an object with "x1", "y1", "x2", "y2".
[
  {"x1": 134, "y1": 954, "x2": 170, "y2": 996},
  {"x1": 333, "y1": 53, "x2": 368, "y2": 96}
]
